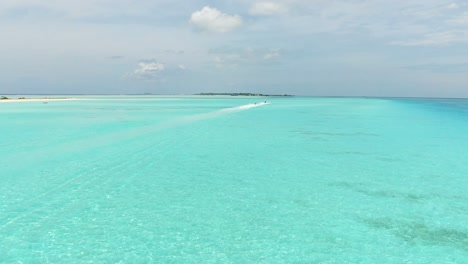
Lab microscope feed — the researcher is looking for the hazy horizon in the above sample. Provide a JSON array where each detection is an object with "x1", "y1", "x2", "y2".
[{"x1": 1, "y1": 0, "x2": 468, "y2": 97}]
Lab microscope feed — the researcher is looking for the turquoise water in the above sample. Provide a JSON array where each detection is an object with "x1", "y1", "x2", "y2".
[{"x1": 1, "y1": 96, "x2": 467, "y2": 263}]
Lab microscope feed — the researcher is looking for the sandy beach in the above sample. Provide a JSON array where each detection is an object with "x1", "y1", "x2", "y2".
[{"x1": 0, "y1": 98, "x2": 81, "y2": 103}]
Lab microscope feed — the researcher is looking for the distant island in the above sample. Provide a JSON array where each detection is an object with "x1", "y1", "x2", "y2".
[{"x1": 195, "y1": 93, "x2": 292, "y2": 97}]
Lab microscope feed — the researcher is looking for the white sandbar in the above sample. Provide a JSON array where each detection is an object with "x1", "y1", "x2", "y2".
[{"x1": 0, "y1": 98, "x2": 81, "y2": 103}]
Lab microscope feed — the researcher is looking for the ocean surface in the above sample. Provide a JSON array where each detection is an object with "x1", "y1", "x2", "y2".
[{"x1": 0, "y1": 96, "x2": 467, "y2": 263}]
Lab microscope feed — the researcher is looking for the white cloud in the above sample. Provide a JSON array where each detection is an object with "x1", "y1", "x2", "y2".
[
  {"x1": 189, "y1": 6, "x2": 242, "y2": 33},
  {"x1": 133, "y1": 60, "x2": 165, "y2": 79},
  {"x1": 249, "y1": 2, "x2": 288, "y2": 16}
]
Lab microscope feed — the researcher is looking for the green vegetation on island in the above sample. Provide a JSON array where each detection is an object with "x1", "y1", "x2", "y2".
[
  {"x1": 1, "y1": 96, "x2": 25, "y2": 100},
  {"x1": 0, "y1": 96, "x2": 71, "y2": 102}
]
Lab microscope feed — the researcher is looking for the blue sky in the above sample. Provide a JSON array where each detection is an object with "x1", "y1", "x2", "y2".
[{"x1": 1, "y1": 0, "x2": 468, "y2": 97}]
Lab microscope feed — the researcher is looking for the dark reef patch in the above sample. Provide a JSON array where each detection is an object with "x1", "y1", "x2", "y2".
[
  {"x1": 361, "y1": 217, "x2": 468, "y2": 252},
  {"x1": 328, "y1": 181, "x2": 427, "y2": 202}
]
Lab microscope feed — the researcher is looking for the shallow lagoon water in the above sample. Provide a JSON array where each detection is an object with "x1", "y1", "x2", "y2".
[{"x1": 1, "y1": 96, "x2": 467, "y2": 263}]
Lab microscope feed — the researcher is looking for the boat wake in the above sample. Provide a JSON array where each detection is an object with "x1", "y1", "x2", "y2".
[
  {"x1": 221, "y1": 101, "x2": 270, "y2": 111},
  {"x1": 184, "y1": 101, "x2": 270, "y2": 122}
]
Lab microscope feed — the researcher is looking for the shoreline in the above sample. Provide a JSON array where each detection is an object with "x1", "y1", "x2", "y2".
[{"x1": 0, "y1": 98, "x2": 81, "y2": 103}]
